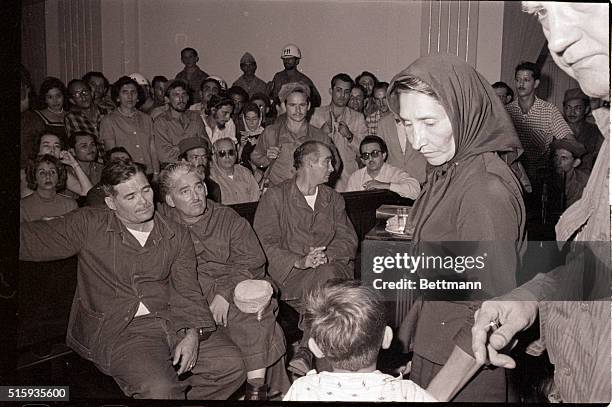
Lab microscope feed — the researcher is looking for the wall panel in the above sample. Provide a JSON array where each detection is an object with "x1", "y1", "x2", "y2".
[
  {"x1": 54, "y1": 0, "x2": 102, "y2": 83},
  {"x1": 421, "y1": 0, "x2": 479, "y2": 67}
]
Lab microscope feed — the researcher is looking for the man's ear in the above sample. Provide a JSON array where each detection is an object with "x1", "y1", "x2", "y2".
[
  {"x1": 307, "y1": 101, "x2": 311, "y2": 112},
  {"x1": 308, "y1": 338, "x2": 325, "y2": 359},
  {"x1": 104, "y1": 196, "x2": 117, "y2": 211},
  {"x1": 381, "y1": 326, "x2": 393, "y2": 350},
  {"x1": 534, "y1": 79, "x2": 540, "y2": 89},
  {"x1": 329, "y1": 87, "x2": 333, "y2": 97},
  {"x1": 572, "y1": 158, "x2": 582, "y2": 168},
  {"x1": 70, "y1": 147, "x2": 76, "y2": 157},
  {"x1": 165, "y1": 194, "x2": 176, "y2": 208},
  {"x1": 164, "y1": 95, "x2": 170, "y2": 104}
]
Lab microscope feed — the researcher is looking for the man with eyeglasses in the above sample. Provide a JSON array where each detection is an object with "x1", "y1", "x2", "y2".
[
  {"x1": 64, "y1": 79, "x2": 106, "y2": 161},
  {"x1": 311, "y1": 73, "x2": 367, "y2": 192},
  {"x1": 562, "y1": 88, "x2": 604, "y2": 171},
  {"x1": 253, "y1": 140, "x2": 358, "y2": 377},
  {"x1": 210, "y1": 138, "x2": 260, "y2": 205},
  {"x1": 346, "y1": 135, "x2": 420, "y2": 199}
]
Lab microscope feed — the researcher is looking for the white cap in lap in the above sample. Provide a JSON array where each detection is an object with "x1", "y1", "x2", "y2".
[{"x1": 234, "y1": 279, "x2": 273, "y2": 315}]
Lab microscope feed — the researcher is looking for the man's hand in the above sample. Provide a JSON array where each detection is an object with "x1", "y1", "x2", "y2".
[
  {"x1": 266, "y1": 146, "x2": 281, "y2": 160},
  {"x1": 59, "y1": 150, "x2": 79, "y2": 168},
  {"x1": 209, "y1": 294, "x2": 230, "y2": 327},
  {"x1": 295, "y1": 246, "x2": 327, "y2": 269},
  {"x1": 173, "y1": 328, "x2": 199, "y2": 375},
  {"x1": 310, "y1": 246, "x2": 328, "y2": 267},
  {"x1": 363, "y1": 180, "x2": 390, "y2": 191},
  {"x1": 323, "y1": 120, "x2": 334, "y2": 134},
  {"x1": 472, "y1": 299, "x2": 538, "y2": 368},
  {"x1": 337, "y1": 122, "x2": 353, "y2": 142}
]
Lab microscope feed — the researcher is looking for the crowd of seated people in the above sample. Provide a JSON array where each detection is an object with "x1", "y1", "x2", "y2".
[{"x1": 18, "y1": 6, "x2": 610, "y2": 401}]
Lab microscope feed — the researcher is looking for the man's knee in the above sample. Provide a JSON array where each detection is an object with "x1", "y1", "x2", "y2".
[
  {"x1": 310, "y1": 263, "x2": 353, "y2": 285},
  {"x1": 129, "y1": 375, "x2": 185, "y2": 399}
]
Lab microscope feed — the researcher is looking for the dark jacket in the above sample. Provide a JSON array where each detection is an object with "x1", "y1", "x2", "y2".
[{"x1": 19, "y1": 207, "x2": 213, "y2": 374}]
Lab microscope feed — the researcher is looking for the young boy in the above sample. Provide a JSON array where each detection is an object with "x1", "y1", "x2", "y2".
[{"x1": 284, "y1": 280, "x2": 437, "y2": 402}]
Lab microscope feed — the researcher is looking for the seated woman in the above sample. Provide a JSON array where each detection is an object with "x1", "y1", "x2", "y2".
[
  {"x1": 21, "y1": 154, "x2": 77, "y2": 222},
  {"x1": 21, "y1": 77, "x2": 68, "y2": 169},
  {"x1": 237, "y1": 102, "x2": 266, "y2": 183},
  {"x1": 346, "y1": 135, "x2": 420, "y2": 199},
  {"x1": 388, "y1": 55, "x2": 526, "y2": 402},
  {"x1": 20, "y1": 131, "x2": 93, "y2": 199}
]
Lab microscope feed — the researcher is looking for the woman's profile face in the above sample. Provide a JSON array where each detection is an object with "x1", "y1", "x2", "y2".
[{"x1": 398, "y1": 91, "x2": 455, "y2": 166}]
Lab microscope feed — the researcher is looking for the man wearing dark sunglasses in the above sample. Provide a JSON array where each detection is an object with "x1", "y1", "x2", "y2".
[
  {"x1": 210, "y1": 138, "x2": 260, "y2": 205},
  {"x1": 346, "y1": 135, "x2": 420, "y2": 199}
]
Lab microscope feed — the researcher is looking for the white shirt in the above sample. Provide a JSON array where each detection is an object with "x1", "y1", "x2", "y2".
[
  {"x1": 202, "y1": 115, "x2": 237, "y2": 145},
  {"x1": 304, "y1": 187, "x2": 318, "y2": 210},
  {"x1": 126, "y1": 227, "x2": 151, "y2": 317},
  {"x1": 345, "y1": 162, "x2": 420, "y2": 199},
  {"x1": 284, "y1": 370, "x2": 437, "y2": 402}
]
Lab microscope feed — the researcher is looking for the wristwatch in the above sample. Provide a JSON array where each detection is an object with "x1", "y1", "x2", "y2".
[{"x1": 196, "y1": 327, "x2": 211, "y2": 342}]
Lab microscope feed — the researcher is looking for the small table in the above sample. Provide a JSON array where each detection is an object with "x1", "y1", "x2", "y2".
[
  {"x1": 364, "y1": 204, "x2": 413, "y2": 241},
  {"x1": 364, "y1": 219, "x2": 413, "y2": 241}
]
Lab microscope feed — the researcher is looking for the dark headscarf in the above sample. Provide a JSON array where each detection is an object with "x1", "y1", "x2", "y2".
[{"x1": 388, "y1": 54, "x2": 524, "y2": 240}]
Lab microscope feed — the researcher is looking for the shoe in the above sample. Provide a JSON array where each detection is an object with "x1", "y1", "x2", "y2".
[
  {"x1": 245, "y1": 382, "x2": 268, "y2": 400},
  {"x1": 287, "y1": 347, "x2": 313, "y2": 377}
]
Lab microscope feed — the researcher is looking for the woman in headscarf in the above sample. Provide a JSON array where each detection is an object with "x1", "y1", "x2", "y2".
[{"x1": 387, "y1": 54, "x2": 526, "y2": 401}]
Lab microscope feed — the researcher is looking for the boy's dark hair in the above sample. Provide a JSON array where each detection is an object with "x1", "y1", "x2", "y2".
[
  {"x1": 26, "y1": 154, "x2": 67, "y2": 191},
  {"x1": 181, "y1": 47, "x2": 198, "y2": 58},
  {"x1": 515, "y1": 61, "x2": 541, "y2": 81},
  {"x1": 304, "y1": 280, "x2": 386, "y2": 371}
]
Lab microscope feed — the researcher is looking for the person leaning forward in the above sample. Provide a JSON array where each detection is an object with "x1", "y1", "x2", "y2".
[
  {"x1": 19, "y1": 160, "x2": 246, "y2": 399},
  {"x1": 253, "y1": 140, "x2": 358, "y2": 376}
]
